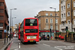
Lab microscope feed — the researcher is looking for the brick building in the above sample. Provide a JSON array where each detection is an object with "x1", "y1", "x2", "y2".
[
  {"x1": 0, "y1": 0, "x2": 9, "y2": 39},
  {"x1": 59, "y1": 0, "x2": 75, "y2": 32},
  {"x1": 35, "y1": 11, "x2": 59, "y2": 38}
]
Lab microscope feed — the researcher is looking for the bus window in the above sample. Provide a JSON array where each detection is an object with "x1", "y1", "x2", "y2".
[
  {"x1": 25, "y1": 29, "x2": 38, "y2": 33},
  {"x1": 25, "y1": 19, "x2": 37, "y2": 26}
]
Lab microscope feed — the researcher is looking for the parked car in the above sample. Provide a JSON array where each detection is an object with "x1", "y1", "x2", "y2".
[
  {"x1": 60, "y1": 36, "x2": 64, "y2": 40},
  {"x1": 59, "y1": 35, "x2": 61, "y2": 39},
  {"x1": 39, "y1": 36, "x2": 41, "y2": 40},
  {"x1": 59, "y1": 35, "x2": 64, "y2": 40}
]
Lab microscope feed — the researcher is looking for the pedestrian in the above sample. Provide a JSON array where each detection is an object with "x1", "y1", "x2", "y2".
[
  {"x1": 51, "y1": 35, "x2": 53, "y2": 39},
  {"x1": 47, "y1": 35, "x2": 49, "y2": 40}
]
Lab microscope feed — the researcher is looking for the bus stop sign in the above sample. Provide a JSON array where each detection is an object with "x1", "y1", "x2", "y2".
[{"x1": 4, "y1": 30, "x2": 7, "y2": 33}]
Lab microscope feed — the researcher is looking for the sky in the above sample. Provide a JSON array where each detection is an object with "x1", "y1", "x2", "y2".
[{"x1": 5, "y1": 0, "x2": 59, "y2": 26}]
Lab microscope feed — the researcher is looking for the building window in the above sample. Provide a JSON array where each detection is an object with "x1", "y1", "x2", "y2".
[
  {"x1": 74, "y1": 20, "x2": 75, "y2": 24},
  {"x1": 56, "y1": 19, "x2": 58, "y2": 23},
  {"x1": 50, "y1": 19, "x2": 53, "y2": 23},
  {"x1": 68, "y1": 20, "x2": 70, "y2": 24},
  {"x1": 56, "y1": 13, "x2": 58, "y2": 16},
  {"x1": 0, "y1": 9, "x2": 3, "y2": 13},
  {"x1": 46, "y1": 19, "x2": 48, "y2": 23},
  {"x1": 56, "y1": 25, "x2": 58, "y2": 30},
  {"x1": 50, "y1": 25, "x2": 53, "y2": 29},
  {"x1": 73, "y1": 2, "x2": 75, "y2": 7},
  {"x1": 67, "y1": 3, "x2": 70, "y2": 8},
  {"x1": 0, "y1": 23, "x2": 3, "y2": 26},
  {"x1": 46, "y1": 13, "x2": 48, "y2": 16},
  {"x1": 61, "y1": 1, "x2": 63, "y2": 4},
  {"x1": 64, "y1": 13, "x2": 66, "y2": 17},
  {"x1": 67, "y1": 11, "x2": 70, "y2": 16},
  {"x1": 61, "y1": 6, "x2": 63, "y2": 11},
  {"x1": 62, "y1": 14, "x2": 63, "y2": 18},
  {"x1": 74, "y1": 10, "x2": 75, "y2": 16},
  {"x1": 64, "y1": 6, "x2": 65, "y2": 9},
  {"x1": 0, "y1": 16, "x2": 3, "y2": 20},
  {"x1": 62, "y1": 22, "x2": 65, "y2": 25},
  {"x1": 45, "y1": 24, "x2": 49, "y2": 29},
  {"x1": 0, "y1": 2, "x2": 3, "y2": 6},
  {"x1": 50, "y1": 13, "x2": 53, "y2": 16}
]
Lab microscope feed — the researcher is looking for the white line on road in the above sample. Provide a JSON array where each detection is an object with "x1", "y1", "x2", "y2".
[
  {"x1": 19, "y1": 43, "x2": 21, "y2": 48},
  {"x1": 43, "y1": 44, "x2": 50, "y2": 47},
  {"x1": 40, "y1": 41, "x2": 55, "y2": 42},
  {"x1": 14, "y1": 49, "x2": 18, "y2": 50},
  {"x1": 54, "y1": 47, "x2": 63, "y2": 50},
  {"x1": 43, "y1": 44, "x2": 63, "y2": 50},
  {"x1": 19, "y1": 43, "x2": 20, "y2": 44}
]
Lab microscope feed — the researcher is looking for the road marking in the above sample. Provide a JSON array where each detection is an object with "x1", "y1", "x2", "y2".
[
  {"x1": 43, "y1": 44, "x2": 63, "y2": 50},
  {"x1": 40, "y1": 41, "x2": 55, "y2": 42},
  {"x1": 19, "y1": 45, "x2": 20, "y2": 48},
  {"x1": 19, "y1": 43, "x2": 20, "y2": 44},
  {"x1": 19, "y1": 43, "x2": 21, "y2": 48},
  {"x1": 43, "y1": 44, "x2": 50, "y2": 47},
  {"x1": 54, "y1": 46, "x2": 63, "y2": 50},
  {"x1": 14, "y1": 49, "x2": 18, "y2": 50}
]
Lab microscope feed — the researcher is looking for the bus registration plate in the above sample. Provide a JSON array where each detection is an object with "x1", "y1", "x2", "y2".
[
  {"x1": 27, "y1": 36, "x2": 36, "y2": 39},
  {"x1": 30, "y1": 40, "x2": 33, "y2": 42}
]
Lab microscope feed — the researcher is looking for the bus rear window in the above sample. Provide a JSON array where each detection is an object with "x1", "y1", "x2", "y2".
[
  {"x1": 25, "y1": 19, "x2": 37, "y2": 26},
  {"x1": 25, "y1": 29, "x2": 38, "y2": 33}
]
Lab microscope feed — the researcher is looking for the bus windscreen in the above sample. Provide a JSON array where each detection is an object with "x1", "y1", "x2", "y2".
[{"x1": 25, "y1": 19, "x2": 37, "y2": 26}]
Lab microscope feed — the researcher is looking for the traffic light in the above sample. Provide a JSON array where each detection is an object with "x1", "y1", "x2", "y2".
[
  {"x1": 6, "y1": 25, "x2": 9, "y2": 31},
  {"x1": 66, "y1": 26, "x2": 68, "y2": 31},
  {"x1": 50, "y1": 29, "x2": 52, "y2": 32}
]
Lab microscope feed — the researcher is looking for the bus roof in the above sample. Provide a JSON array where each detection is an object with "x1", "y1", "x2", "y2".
[{"x1": 24, "y1": 17, "x2": 38, "y2": 20}]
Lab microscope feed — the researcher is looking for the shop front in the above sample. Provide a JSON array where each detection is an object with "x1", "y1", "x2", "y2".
[{"x1": 39, "y1": 30, "x2": 54, "y2": 38}]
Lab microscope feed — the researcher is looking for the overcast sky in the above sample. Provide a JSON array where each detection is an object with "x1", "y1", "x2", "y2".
[{"x1": 5, "y1": 0, "x2": 59, "y2": 26}]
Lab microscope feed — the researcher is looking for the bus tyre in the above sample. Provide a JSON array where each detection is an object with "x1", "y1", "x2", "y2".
[{"x1": 34, "y1": 42, "x2": 36, "y2": 44}]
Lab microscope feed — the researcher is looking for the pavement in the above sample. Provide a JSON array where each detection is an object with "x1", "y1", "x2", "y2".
[
  {"x1": 6, "y1": 38, "x2": 75, "y2": 50},
  {"x1": 0, "y1": 39, "x2": 4, "y2": 49},
  {"x1": 0, "y1": 38, "x2": 12, "y2": 50}
]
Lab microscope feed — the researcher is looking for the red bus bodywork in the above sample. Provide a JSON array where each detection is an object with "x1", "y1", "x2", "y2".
[
  {"x1": 20, "y1": 18, "x2": 39, "y2": 43},
  {"x1": 18, "y1": 26, "x2": 20, "y2": 40}
]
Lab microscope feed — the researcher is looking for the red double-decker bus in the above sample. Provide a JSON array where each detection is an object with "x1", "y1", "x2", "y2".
[
  {"x1": 18, "y1": 26, "x2": 20, "y2": 40},
  {"x1": 20, "y1": 18, "x2": 39, "y2": 43}
]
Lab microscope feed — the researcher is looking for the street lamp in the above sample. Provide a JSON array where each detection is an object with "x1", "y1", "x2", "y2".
[
  {"x1": 50, "y1": 7, "x2": 57, "y2": 40},
  {"x1": 12, "y1": 17, "x2": 16, "y2": 32},
  {"x1": 10, "y1": 8, "x2": 17, "y2": 40}
]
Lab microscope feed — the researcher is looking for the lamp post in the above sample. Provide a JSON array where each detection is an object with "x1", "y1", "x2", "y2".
[
  {"x1": 12, "y1": 17, "x2": 16, "y2": 32},
  {"x1": 10, "y1": 8, "x2": 17, "y2": 40},
  {"x1": 50, "y1": 7, "x2": 57, "y2": 40}
]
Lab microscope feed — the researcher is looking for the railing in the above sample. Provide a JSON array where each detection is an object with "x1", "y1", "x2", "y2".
[
  {"x1": 61, "y1": 24, "x2": 66, "y2": 29},
  {"x1": 61, "y1": 17, "x2": 66, "y2": 22}
]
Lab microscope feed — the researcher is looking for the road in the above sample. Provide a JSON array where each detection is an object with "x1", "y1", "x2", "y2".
[{"x1": 7, "y1": 37, "x2": 75, "y2": 50}]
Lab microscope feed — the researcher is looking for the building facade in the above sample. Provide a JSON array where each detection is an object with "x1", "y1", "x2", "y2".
[
  {"x1": 35, "y1": 11, "x2": 59, "y2": 37},
  {"x1": 0, "y1": 0, "x2": 9, "y2": 39},
  {"x1": 11, "y1": 23, "x2": 21, "y2": 36},
  {"x1": 59, "y1": 0, "x2": 75, "y2": 32}
]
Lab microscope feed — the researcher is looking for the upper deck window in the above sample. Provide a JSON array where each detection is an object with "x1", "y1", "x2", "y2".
[{"x1": 25, "y1": 19, "x2": 37, "y2": 26}]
